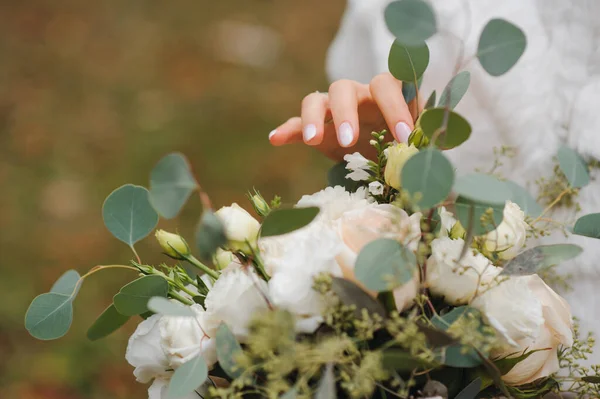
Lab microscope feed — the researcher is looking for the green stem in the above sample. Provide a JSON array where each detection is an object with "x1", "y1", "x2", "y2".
[
  {"x1": 178, "y1": 284, "x2": 198, "y2": 298},
  {"x1": 184, "y1": 254, "x2": 219, "y2": 280},
  {"x1": 169, "y1": 290, "x2": 193, "y2": 305}
]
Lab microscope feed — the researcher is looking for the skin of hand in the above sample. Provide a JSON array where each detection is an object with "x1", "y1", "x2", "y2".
[{"x1": 268, "y1": 72, "x2": 418, "y2": 162}]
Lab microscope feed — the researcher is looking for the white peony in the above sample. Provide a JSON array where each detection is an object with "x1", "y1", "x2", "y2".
[
  {"x1": 204, "y1": 266, "x2": 269, "y2": 338},
  {"x1": 483, "y1": 201, "x2": 528, "y2": 260},
  {"x1": 296, "y1": 186, "x2": 373, "y2": 224},
  {"x1": 344, "y1": 152, "x2": 371, "y2": 181},
  {"x1": 472, "y1": 274, "x2": 573, "y2": 386},
  {"x1": 215, "y1": 203, "x2": 260, "y2": 254},
  {"x1": 426, "y1": 237, "x2": 502, "y2": 305}
]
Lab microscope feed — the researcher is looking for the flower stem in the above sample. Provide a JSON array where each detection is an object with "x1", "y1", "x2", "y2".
[
  {"x1": 169, "y1": 290, "x2": 194, "y2": 305},
  {"x1": 184, "y1": 254, "x2": 219, "y2": 280}
]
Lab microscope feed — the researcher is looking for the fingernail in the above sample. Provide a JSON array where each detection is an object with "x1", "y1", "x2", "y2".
[
  {"x1": 269, "y1": 129, "x2": 277, "y2": 139},
  {"x1": 303, "y1": 124, "x2": 317, "y2": 142},
  {"x1": 394, "y1": 122, "x2": 412, "y2": 142},
  {"x1": 338, "y1": 122, "x2": 354, "y2": 147}
]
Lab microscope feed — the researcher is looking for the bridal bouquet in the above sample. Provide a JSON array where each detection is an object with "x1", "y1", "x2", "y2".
[{"x1": 25, "y1": 1, "x2": 600, "y2": 398}]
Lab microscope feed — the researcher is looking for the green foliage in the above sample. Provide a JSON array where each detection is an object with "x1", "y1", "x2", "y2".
[
  {"x1": 504, "y1": 180, "x2": 543, "y2": 218},
  {"x1": 402, "y1": 77, "x2": 423, "y2": 104},
  {"x1": 315, "y1": 364, "x2": 336, "y2": 399},
  {"x1": 328, "y1": 162, "x2": 361, "y2": 192},
  {"x1": 401, "y1": 148, "x2": 454, "y2": 209},
  {"x1": 260, "y1": 207, "x2": 320, "y2": 237},
  {"x1": 573, "y1": 213, "x2": 600, "y2": 238},
  {"x1": 86, "y1": 304, "x2": 130, "y2": 341},
  {"x1": 454, "y1": 173, "x2": 511, "y2": 205},
  {"x1": 455, "y1": 377, "x2": 481, "y2": 399},
  {"x1": 424, "y1": 90, "x2": 437, "y2": 109},
  {"x1": 330, "y1": 277, "x2": 387, "y2": 319},
  {"x1": 419, "y1": 108, "x2": 472, "y2": 149},
  {"x1": 385, "y1": 0, "x2": 437, "y2": 46},
  {"x1": 167, "y1": 355, "x2": 208, "y2": 398},
  {"x1": 215, "y1": 323, "x2": 244, "y2": 379},
  {"x1": 557, "y1": 145, "x2": 590, "y2": 188},
  {"x1": 354, "y1": 238, "x2": 416, "y2": 292},
  {"x1": 453, "y1": 197, "x2": 504, "y2": 236},
  {"x1": 477, "y1": 18, "x2": 527, "y2": 76},
  {"x1": 113, "y1": 275, "x2": 169, "y2": 316},
  {"x1": 149, "y1": 152, "x2": 198, "y2": 219},
  {"x1": 388, "y1": 41, "x2": 430, "y2": 81},
  {"x1": 102, "y1": 184, "x2": 159, "y2": 248},
  {"x1": 147, "y1": 296, "x2": 195, "y2": 317},
  {"x1": 25, "y1": 270, "x2": 82, "y2": 340},
  {"x1": 501, "y1": 244, "x2": 583, "y2": 276},
  {"x1": 196, "y1": 210, "x2": 228, "y2": 260},
  {"x1": 438, "y1": 71, "x2": 471, "y2": 109}
]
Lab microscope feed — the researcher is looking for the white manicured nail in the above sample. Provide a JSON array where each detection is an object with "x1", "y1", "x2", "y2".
[
  {"x1": 269, "y1": 130, "x2": 277, "y2": 139},
  {"x1": 394, "y1": 122, "x2": 412, "y2": 142},
  {"x1": 338, "y1": 122, "x2": 354, "y2": 147},
  {"x1": 303, "y1": 124, "x2": 317, "y2": 142}
]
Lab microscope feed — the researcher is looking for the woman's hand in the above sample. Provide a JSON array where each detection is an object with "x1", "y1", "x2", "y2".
[{"x1": 268, "y1": 72, "x2": 417, "y2": 161}]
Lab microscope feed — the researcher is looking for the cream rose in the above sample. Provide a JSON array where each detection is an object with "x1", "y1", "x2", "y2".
[
  {"x1": 426, "y1": 237, "x2": 502, "y2": 305},
  {"x1": 483, "y1": 201, "x2": 528, "y2": 260},
  {"x1": 215, "y1": 203, "x2": 260, "y2": 254},
  {"x1": 384, "y1": 143, "x2": 419, "y2": 190},
  {"x1": 472, "y1": 274, "x2": 573, "y2": 386},
  {"x1": 335, "y1": 205, "x2": 422, "y2": 311}
]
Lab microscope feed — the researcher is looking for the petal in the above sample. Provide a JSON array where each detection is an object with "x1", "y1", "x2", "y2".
[
  {"x1": 501, "y1": 327, "x2": 556, "y2": 386},
  {"x1": 126, "y1": 315, "x2": 169, "y2": 383},
  {"x1": 527, "y1": 275, "x2": 573, "y2": 346}
]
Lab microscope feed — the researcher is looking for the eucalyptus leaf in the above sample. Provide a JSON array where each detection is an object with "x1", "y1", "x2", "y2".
[
  {"x1": 438, "y1": 71, "x2": 471, "y2": 109},
  {"x1": 216, "y1": 323, "x2": 244, "y2": 379},
  {"x1": 401, "y1": 148, "x2": 454, "y2": 209},
  {"x1": 149, "y1": 152, "x2": 198, "y2": 219},
  {"x1": 354, "y1": 238, "x2": 416, "y2": 292},
  {"x1": 419, "y1": 108, "x2": 472, "y2": 149},
  {"x1": 25, "y1": 292, "x2": 74, "y2": 340},
  {"x1": 573, "y1": 213, "x2": 600, "y2": 239},
  {"x1": 582, "y1": 376, "x2": 600, "y2": 384},
  {"x1": 87, "y1": 304, "x2": 130, "y2": 341},
  {"x1": 455, "y1": 377, "x2": 482, "y2": 399},
  {"x1": 501, "y1": 244, "x2": 583, "y2": 276},
  {"x1": 50, "y1": 270, "x2": 81, "y2": 296},
  {"x1": 147, "y1": 296, "x2": 195, "y2": 317},
  {"x1": 102, "y1": 184, "x2": 159, "y2": 247},
  {"x1": 280, "y1": 388, "x2": 297, "y2": 399},
  {"x1": 401, "y1": 76, "x2": 423, "y2": 104},
  {"x1": 504, "y1": 180, "x2": 543, "y2": 218},
  {"x1": 384, "y1": 0, "x2": 437, "y2": 46},
  {"x1": 557, "y1": 145, "x2": 590, "y2": 188},
  {"x1": 196, "y1": 210, "x2": 228, "y2": 260},
  {"x1": 330, "y1": 277, "x2": 387, "y2": 319},
  {"x1": 454, "y1": 173, "x2": 512, "y2": 205},
  {"x1": 260, "y1": 207, "x2": 320, "y2": 237},
  {"x1": 382, "y1": 349, "x2": 433, "y2": 372},
  {"x1": 477, "y1": 18, "x2": 526, "y2": 76},
  {"x1": 494, "y1": 349, "x2": 548, "y2": 375},
  {"x1": 388, "y1": 40, "x2": 430, "y2": 81},
  {"x1": 167, "y1": 355, "x2": 208, "y2": 398},
  {"x1": 315, "y1": 364, "x2": 336, "y2": 399},
  {"x1": 425, "y1": 90, "x2": 437, "y2": 109},
  {"x1": 113, "y1": 275, "x2": 169, "y2": 316},
  {"x1": 438, "y1": 345, "x2": 482, "y2": 368},
  {"x1": 327, "y1": 162, "x2": 361, "y2": 192},
  {"x1": 453, "y1": 197, "x2": 504, "y2": 236}
]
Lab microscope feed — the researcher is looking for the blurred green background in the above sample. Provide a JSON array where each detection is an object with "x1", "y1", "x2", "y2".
[{"x1": 0, "y1": 0, "x2": 344, "y2": 397}]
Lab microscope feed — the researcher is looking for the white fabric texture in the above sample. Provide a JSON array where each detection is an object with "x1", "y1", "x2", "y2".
[{"x1": 326, "y1": 0, "x2": 600, "y2": 365}]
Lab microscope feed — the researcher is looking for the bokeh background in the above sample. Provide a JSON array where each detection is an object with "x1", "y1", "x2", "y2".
[{"x1": 0, "y1": 1, "x2": 346, "y2": 397}]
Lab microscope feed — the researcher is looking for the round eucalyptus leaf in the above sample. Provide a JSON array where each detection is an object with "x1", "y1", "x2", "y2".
[
  {"x1": 477, "y1": 18, "x2": 526, "y2": 76},
  {"x1": 87, "y1": 304, "x2": 130, "y2": 341},
  {"x1": 419, "y1": 108, "x2": 472, "y2": 149},
  {"x1": 113, "y1": 275, "x2": 169, "y2": 316},
  {"x1": 401, "y1": 148, "x2": 454, "y2": 209},
  {"x1": 453, "y1": 197, "x2": 504, "y2": 236},
  {"x1": 260, "y1": 207, "x2": 320, "y2": 237},
  {"x1": 504, "y1": 180, "x2": 543, "y2": 218},
  {"x1": 102, "y1": 184, "x2": 159, "y2": 247},
  {"x1": 557, "y1": 145, "x2": 590, "y2": 189},
  {"x1": 147, "y1": 296, "x2": 195, "y2": 317},
  {"x1": 50, "y1": 269, "x2": 82, "y2": 297},
  {"x1": 25, "y1": 292, "x2": 74, "y2": 340},
  {"x1": 573, "y1": 213, "x2": 600, "y2": 239},
  {"x1": 388, "y1": 40, "x2": 430, "y2": 81},
  {"x1": 401, "y1": 77, "x2": 423, "y2": 104},
  {"x1": 330, "y1": 277, "x2": 387, "y2": 319},
  {"x1": 354, "y1": 238, "x2": 417, "y2": 292},
  {"x1": 216, "y1": 323, "x2": 244, "y2": 379},
  {"x1": 149, "y1": 152, "x2": 198, "y2": 219},
  {"x1": 453, "y1": 173, "x2": 512, "y2": 205},
  {"x1": 196, "y1": 210, "x2": 228, "y2": 260},
  {"x1": 438, "y1": 71, "x2": 471, "y2": 109},
  {"x1": 501, "y1": 244, "x2": 583, "y2": 276},
  {"x1": 385, "y1": 0, "x2": 437, "y2": 46},
  {"x1": 167, "y1": 355, "x2": 208, "y2": 398}
]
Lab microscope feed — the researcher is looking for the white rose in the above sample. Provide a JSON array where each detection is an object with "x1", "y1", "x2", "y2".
[
  {"x1": 426, "y1": 237, "x2": 502, "y2": 305},
  {"x1": 126, "y1": 315, "x2": 170, "y2": 384},
  {"x1": 483, "y1": 201, "x2": 528, "y2": 260},
  {"x1": 159, "y1": 304, "x2": 217, "y2": 369},
  {"x1": 335, "y1": 205, "x2": 422, "y2": 311},
  {"x1": 215, "y1": 203, "x2": 260, "y2": 253},
  {"x1": 384, "y1": 143, "x2": 419, "y2": 190},
  {"x1": 204, "y1": 266, "x2": 269, "y2": 339},
  {"x1": 472, "y1": 275, "x2": 573, "y2": 386}
]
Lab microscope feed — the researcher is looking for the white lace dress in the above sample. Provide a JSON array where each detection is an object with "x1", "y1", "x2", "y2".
[{"x1": 326, "y1": 0, "x2": 600, "y2": 365}]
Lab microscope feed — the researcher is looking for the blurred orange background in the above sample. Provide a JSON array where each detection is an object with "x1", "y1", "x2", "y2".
[{"x1": 0, "y1": 0, "x2": 345, "y2": 397}]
